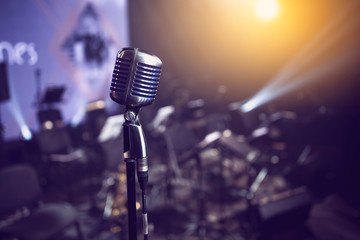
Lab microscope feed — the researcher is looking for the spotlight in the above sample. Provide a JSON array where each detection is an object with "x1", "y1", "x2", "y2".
[
  {"x1": 6, "y1": 101, "x2": 33, "y2": 140},
  {"x1": 255, "y1": 0, "x2": 280, "y2": 21},
  {"x1": 20, "y1": 125, "x2": 32, "y2": 140},
  {"x1": 241, "y1": 90, "x2": 273, "y2": 112}
]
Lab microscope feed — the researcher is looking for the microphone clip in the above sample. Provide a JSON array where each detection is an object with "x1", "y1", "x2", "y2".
[{"x1": 123, "y1": 106, "x2": 147, "y2": 161}]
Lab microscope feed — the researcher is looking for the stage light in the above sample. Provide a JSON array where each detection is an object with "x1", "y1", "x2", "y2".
[
  {"x1": 6, "y1": 99, "x2": 33, "y2": 140},
  {"x1": 241, "y1": 46, "x2": 354, "y2": 112},
  {"x1": 13, "y1": 110, "x2": 32, "y2": 140},
  {"x1": 240, "y1": 91, "x2": 272, "y2": 112},
  {"x1": 21, "y1": 125, "x2": 32, "y2": 140},
  {"x1": 241, "y1": 97, "x2": 259, "y2": 112},
  {"x1": 70, "y1": 111, "x2": 84, "y2": 127},
  {"x1": 255, "y1": 0, "x2": 280, "y2": 21},
  {"x1": 43, "y1": 121, "x2": 54, "y2": 130}
]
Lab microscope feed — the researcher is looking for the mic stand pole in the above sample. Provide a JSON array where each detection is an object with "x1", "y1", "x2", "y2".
[{"x1": 123, "y1": 106, "x2": 148, "y2": 240}]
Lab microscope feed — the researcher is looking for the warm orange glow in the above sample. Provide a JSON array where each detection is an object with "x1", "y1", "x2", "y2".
[{"x1": 143, "y1": 1, "x2": 355, "y2": 101}]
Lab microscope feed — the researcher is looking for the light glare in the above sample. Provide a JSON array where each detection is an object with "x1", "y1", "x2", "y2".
[
  {"x1": 255, "y1": 0, "x2": 279, "y2": 21},
  {"x1": 21, "y1": 125, "x2": 32, "y2": 140}
]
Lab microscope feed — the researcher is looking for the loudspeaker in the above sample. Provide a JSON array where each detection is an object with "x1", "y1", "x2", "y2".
[
  {"x1": 248, "y1": 187, "x2": 312, "y2": 236},
  {"x1": 0, "y1": 62, "x2": 10, "y2": 102}
]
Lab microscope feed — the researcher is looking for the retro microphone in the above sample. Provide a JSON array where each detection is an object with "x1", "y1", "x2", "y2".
[
  {"x1": 110, "y1": 47, "x2": 162, "y2": 107},
  {"x1": 110, "y1": 48, "x2": 162, "y2": 240}
]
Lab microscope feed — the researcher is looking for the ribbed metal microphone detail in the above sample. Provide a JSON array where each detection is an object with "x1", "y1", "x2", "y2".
[
  {"x1": 110, "y1": 48, "x2": 162, "y2": 107},
  {"x1": 131, "y1": 62, "x2": 161, "y2": 100},
  {"x1": 110, "y1": 57, "x2": 131, "y2": 93}
]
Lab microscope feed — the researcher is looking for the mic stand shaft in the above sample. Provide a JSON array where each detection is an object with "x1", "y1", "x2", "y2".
[
  {"x1": 123, "y1": 107, "x2": 149, "y2": 240},
  {"x1": 124, "y1": 158, "x2": 137, "y2": 240}
]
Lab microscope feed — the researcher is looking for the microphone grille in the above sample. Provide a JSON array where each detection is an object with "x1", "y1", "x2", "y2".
[
  {"x1": 110, "y1": 57, "x2": 131, "y2": 94},
  {"x1": 130, "y1": 62, "x2": 161, "y2": 101},
  {"x1": 110, "y1": 48, "x2": 162, "y2": 107}
]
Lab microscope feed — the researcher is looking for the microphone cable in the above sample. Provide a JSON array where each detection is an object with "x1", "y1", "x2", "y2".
[
  {"x1": 137, "y1": 170, "x2": 149, "y2": 240},
  {"x1": 141, "y1": 189, "x2": 148, "y2": 240}
]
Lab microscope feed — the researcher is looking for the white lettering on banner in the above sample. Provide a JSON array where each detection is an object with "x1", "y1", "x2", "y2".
[{"x1": 0, "y1": 41, "x2": 39, "y2": 65}]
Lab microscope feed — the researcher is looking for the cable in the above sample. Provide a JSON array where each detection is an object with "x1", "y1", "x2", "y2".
[
  {"x1": 137, "y1": 171, "x2": 149, "y2": 240},
  {"x1": 142, "y1": 190, "x2": 148, "y2": 240}
]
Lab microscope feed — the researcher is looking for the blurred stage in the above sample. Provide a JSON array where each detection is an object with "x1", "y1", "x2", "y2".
[{"x1": 1, "y1": 0, "x2": 360, "y2": 240}]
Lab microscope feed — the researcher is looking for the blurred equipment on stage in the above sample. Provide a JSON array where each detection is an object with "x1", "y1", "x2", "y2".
[
  {"x1": 141, "y1": 95, "x2": 331, "y2": 240},
  {"x1": 0, "y1": 61, "x2": 10, "y2": 158},
  {"x1": 0, "y1": 164, "x2": 84, "y2": 240},
  {"x1": 36, "y1": 85, "x2": 66, "y2": 130},
  {"x1": 0, "y1": 62, "x2": 10, "y2": 103}
]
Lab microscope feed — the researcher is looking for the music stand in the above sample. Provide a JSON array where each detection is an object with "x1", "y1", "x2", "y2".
[
  {"x1": 40, "y1": 85, "x2": 66, "y2": 105},
  {"x1": 37, "y1": 85, "x2": 66, "y2": 128}
]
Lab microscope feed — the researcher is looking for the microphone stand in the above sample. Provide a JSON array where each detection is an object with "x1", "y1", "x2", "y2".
[{"x1": 123, "y1": 106, "x2": 149, "y2": 240}]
